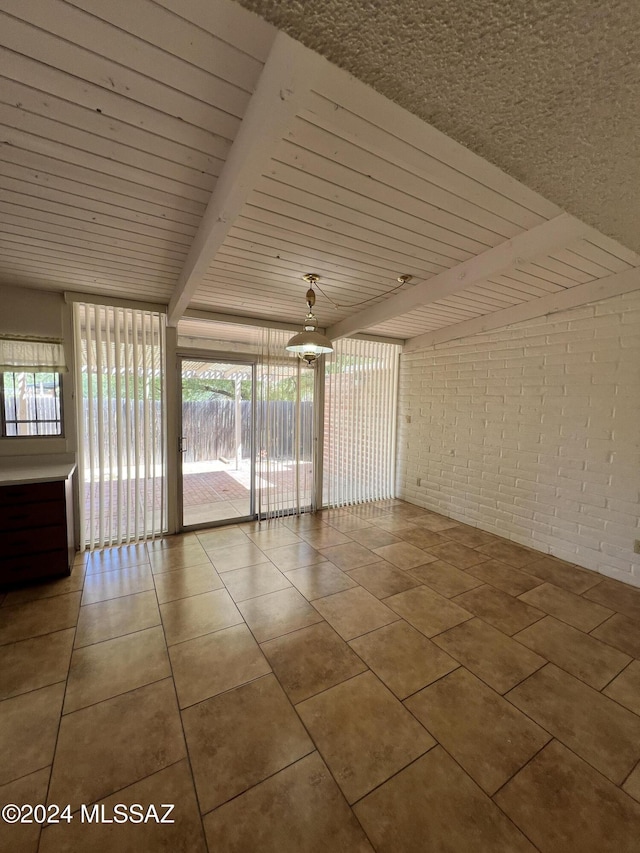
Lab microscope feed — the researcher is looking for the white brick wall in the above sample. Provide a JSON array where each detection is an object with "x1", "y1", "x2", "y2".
[{"x1": 396, "y1": 290, "x2": 640, "y2": 587}]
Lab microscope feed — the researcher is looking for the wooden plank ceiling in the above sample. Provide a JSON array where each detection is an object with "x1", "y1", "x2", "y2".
[{"x1": 1, "y1": 0, "x2": 639, "y2": 350}]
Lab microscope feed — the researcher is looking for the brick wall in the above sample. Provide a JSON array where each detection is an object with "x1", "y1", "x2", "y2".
[{"x1": 396, "y1": 290, "x2": 640, "y2": 587}]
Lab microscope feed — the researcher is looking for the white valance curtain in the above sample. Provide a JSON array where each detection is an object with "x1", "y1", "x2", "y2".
[
  {"x1": 74, "y1": 302, "x2": 167, "y2": 548},
  {"x1": 324, "y1": 337, "x2": 401, "y2": 507},
  {"x1": 256, "y1": 328, "x2": 315, "y2": 519},
  {"x1": 0, "y1": 336, "x2": 66, "y2": 373}
]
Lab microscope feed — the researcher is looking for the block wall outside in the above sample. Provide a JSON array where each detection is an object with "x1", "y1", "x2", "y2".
[{"x1": 396, "y1": 290, "x2": 640, "y2": 587}]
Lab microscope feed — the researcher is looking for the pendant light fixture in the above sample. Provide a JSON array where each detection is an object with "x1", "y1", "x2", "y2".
[{"x1": 286, "y1": 274, "x2": 334, "y2": 365}]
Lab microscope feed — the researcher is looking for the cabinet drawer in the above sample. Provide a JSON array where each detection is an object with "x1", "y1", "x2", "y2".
[
  {"x1": 1, "y1": 524, "x2": 68, "y2": 555},
  {"x1": 0, "y1": 500, "x2": 66, "y2": 531},
  {"x1": 0, "y1": 481, "x2": 63, "y2": 506},
  {"x1": 0, "y1": 550, "x2": 70, "y2": 584}
]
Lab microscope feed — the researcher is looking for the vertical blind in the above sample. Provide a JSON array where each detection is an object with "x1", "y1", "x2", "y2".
[
  {"x1": 74, "y1": 303, "x2": 167, "y2": 548},
  {"x1": 256, "y1": 327, "x2": 315, "y2": 519},
  {"x1": 323, "y1": 338, "x2": 401, "y2": 507}
]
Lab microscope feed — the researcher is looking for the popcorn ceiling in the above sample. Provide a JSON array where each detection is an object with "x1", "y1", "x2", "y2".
[{"x1": 237, "y1": 0, "x2": 640, "y2": 254}]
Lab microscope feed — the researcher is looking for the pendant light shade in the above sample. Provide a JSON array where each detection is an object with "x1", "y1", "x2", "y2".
[{"x1": 286, "y1": 274, "x2": 334, "y2": 365}]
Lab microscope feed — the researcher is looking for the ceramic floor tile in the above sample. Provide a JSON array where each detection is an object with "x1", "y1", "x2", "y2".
[
  {"x1": 495, "y1": 740, "x2": 640, "y2": 853},
  {"x1": 347, "y1": 561, "x2": 422, "y2": 598},
  {"x1": 48, "y1": 678, "x2": 185, "y2": 811},
  {"x1": 519, "y1": 581, "x2": 613, "y2": 631},
  {"x1": 453, "y1": 584, "x2": 544, "y2": 635},
  {"x1": 0, "y1": 683, "x2": 64, "y2": 786},
  {"x1": 169, "y1": 623, "x2": 271, "y2": 708},
  {"x1": 265, "y1": 541, "x2": 326, "y2": 571},
  {"x1": 515, "y1": 616, "x2": 630, "y2": 690},
  {"x1": 0, "y1": 593, "x2": 81, "y2": 646},
  {"x1": 64, "y1": 626, "x2": 170, "y2": 713},
  {"x1": 1, "y1": 564, "x2": 85, "y2": 606},
  {"x1": 196, "y1": 527, "x2": 250, "y2": 550},
  {"x1": 298, "y1": 526, "x2": 352, "y2": 549},
  {"x1": 475, "y1": 540, "x2": 540, "y2": 569},
  {"x1": 374, "y1": 515, "x2": 419, "y2": 534},
  {"x1": 434, "y1": 617, "x2": 545, "y2": 694},
  {"x1": 384, "y1": 585, "x2": 473, "y2": 637},
  {"x1": 282, "y1": 513, "x2": 327, "y2": 532},
  {"x1": 405, "y1": 668, "x2": 550, "y2": 794},
  {"x1": 285, "y1": 561, "x2": 357, "y2": 600},
  {"x1": 0, "y1": 766, "x2": 49, "y2": 853},
  {"x1": 312, "y1": 587, "x2": 398, "y2": 640},
  {"x1": 415, "y1": 514, "x2": 459, "y2": 532},
  {"x1": 372, "y1": 541, "x2": 436, "y2": 570},
  {"x1": 318, "y1": 508, "x2": 356, "y2": 522},
  {"x1": 507, "y1": 664, "x2": 640, "y2": 784},
  {"x1": 221, "y1": 562, "x2": 290, "y2": 602},
  {"x1": 148, "y1": 543, "x2": 210, "y2": 574},
  {"x1": 260, "y1": 621, "x2": 367, "y2": 704},
  {"x1": 423, "y1": 541, "x2": 489, "y2": 569},
  {"x1": 85, "y1": 543, "x2": 149, "y2": 574},
  {"x1": 153, "y1": 562, "x2": 224, "y2": 603},
  {"x1": 523, "y1": 556, "x2": 601, "y2": 595},
  {"x1": 40, "y1": 759, "x2": 207, "y2": 853},
  {"x1": 74, "y1": 590, "x2": 160, "y2": 647},
  {"x1": 0, "y1": 628, "x2": 74, "y2": 700},
  {"x1": 466, "y1": 558, "x2": 544, "y2": 596},
  {"x1": 584, "y1": 578, "x2": 640, "y2": 622},
  {"x1": 237, "y1": 586, "x2": 324, "y2": 642},
  {"x1": 8, "y1": 505, "x2": 638, "y2": 850},
  {"x1": 327, "y1": 514, "x2": 373, "y2": 533},
  {"x1": 147, "y1": 532, "x2": 201, "y2": 551},
  {"x1": 354, "y1": 746, "x2": 536, "y2": 852},
  {"x1": 408, "y1": 560, "x2": 483, "y2": 598},
  {"x1": 347, "y1": 526, "x2": 401, "y2": 549},
  {"x1": 297, "y1": 671, "x2": 434, "y2": 803},
  {"x1": 203, "y1": 752, "x2": 373, "y2": 852},
  {"x1": 247, "y1": 526, "x2": 302, "y2": 549},
  {"x1": 625, "y1": 764, "x2": 640, "y2": 803},
  {"x1": 350, "y1": 621, "x2": 458, "y2": 699},
  {"x1": 348, "y1": 503, "x2": 394, "y2": 519},
  {"x1": 206, "y1": 542, "x2": 268, "y2": 573},
  {"x1": 442, "y1": 526, "x2": 499, "y2": 548},
  {"x1": 604, "y1": 660, "x2": 640, "y2": 716},
  {"x1": 81, "y1": 563, "x2": 154, "y2": 605},
  {"x1": 183, "y1": 674, "x2": 313, "y2": 812},
  {"x1": 400, "y1": 528, "x2": 452, "y2": 549},
  {"x1": 319, "y1": 541, "x2": 382, "y2": 571},
  {"x1": 591, "y1": 613, "x2": 640, "y2": 658},
  {"x1": 160, "y1": 588, "x2": 242, "y2": 646}
]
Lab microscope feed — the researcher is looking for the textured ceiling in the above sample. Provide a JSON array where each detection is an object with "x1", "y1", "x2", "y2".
[{"x1": 236, "y1": 0, "x2": 640, "y2": 255}]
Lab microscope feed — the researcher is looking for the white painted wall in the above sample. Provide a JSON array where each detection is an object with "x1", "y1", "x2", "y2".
[{"x1": 396, "y1": 290, "x2": 640, "y2": 587}]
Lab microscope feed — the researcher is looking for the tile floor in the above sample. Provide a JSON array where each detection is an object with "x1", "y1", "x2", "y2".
[{"x1": 1, "y1": 499, "x2": 640, "y2": 852}]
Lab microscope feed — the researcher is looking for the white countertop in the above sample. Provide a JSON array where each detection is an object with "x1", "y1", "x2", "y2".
[{"x1": 0, "y1": 461, "x2": 76, "y2": 486}]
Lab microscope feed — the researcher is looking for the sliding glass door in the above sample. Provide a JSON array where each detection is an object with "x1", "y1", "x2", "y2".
[{"x1": 179, "y1": 358, "x2": 255, "y2": 528}]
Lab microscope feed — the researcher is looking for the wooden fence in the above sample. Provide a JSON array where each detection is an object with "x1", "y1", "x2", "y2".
[{"x1": 81, "y1": 399, "x2": 313, "y2": 467}]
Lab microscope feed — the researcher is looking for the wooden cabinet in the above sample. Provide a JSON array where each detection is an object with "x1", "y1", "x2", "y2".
[{"x1": 0, "y1": 472, "x2": 75, "y2": 587}]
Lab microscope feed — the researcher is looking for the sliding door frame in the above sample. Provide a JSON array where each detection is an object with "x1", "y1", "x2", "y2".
[{"x1": 176, "y1": 349, "x2": 258, "y2": 532}]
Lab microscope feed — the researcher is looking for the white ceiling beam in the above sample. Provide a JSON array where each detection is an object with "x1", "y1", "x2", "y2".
[
  {"x1": 326, "y1": 213, "x2": 598, "y2": 341},
  {"x1": 181, "y1": 308, "x2": 405, "y2": 346},
  {"x1": 404, "y1": 266, "x2": 640, "y2": 352},
  {"x1": 183, "y1": 307, "x2": 301, "y2": 334},
  {"x1": 167, "y1": 31, "x2": 323, "y2": 326}
]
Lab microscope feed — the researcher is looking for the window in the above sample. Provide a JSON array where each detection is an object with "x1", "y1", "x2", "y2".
[
  {"x1": 0, "y1": 336, "x2": 66, "y2": 438},
  {"x1": 1, "y1": 371, "x2": 63, "y2": 436}
]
